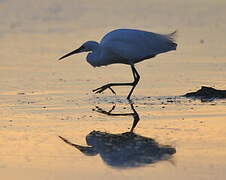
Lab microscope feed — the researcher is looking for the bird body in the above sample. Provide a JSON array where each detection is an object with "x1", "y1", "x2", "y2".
[
  {"x1": 99, "y1": 29, "x2": 176, "y2": 65},
  {"x1": 59, "y1": 28, "x2": 177, "y2": 100},
  {"x1": 81, "y1": 29, "x2": 177, "y2": 67}
]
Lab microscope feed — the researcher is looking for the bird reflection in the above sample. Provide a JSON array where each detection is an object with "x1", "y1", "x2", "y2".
[
  {"x1": 59, "y1": 104, "x2": 176, "y2": 168},
  {"x1": 59, "y1": 131, "x2": 176, "y2": 168},
  {"x1": 93, "y1": 103, "x2": 139, "y2": 132}
]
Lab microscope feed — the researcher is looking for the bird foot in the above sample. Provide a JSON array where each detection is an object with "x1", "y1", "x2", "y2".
[{"x1": 93, "y1": 85, "x2": 116, "y2": 95}]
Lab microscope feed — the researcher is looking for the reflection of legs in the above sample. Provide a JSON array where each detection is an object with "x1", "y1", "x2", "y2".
[
  {"x1": 93, "y1": 64, "x2": 140, "y2": 100},
  {"x1": 94, "y1": 103, "x2": 140, "y2": 132},
  {"x1": 130, "y1": 104, "x2": 140, "y2": 132}
]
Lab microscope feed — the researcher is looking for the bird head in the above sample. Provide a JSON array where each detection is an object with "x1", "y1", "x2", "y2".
[{"x1": 58, "y1": 41, "x2": 98, "y2": 60}]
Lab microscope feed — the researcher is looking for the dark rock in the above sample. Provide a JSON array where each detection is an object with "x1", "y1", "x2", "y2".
[{"x1": 184, "y1": 86, "x2": 226, "y2": 100}]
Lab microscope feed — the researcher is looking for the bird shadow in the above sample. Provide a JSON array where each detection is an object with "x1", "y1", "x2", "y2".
[{"x1": 59, "y1": 131, "x2": 176, "y2": 169}]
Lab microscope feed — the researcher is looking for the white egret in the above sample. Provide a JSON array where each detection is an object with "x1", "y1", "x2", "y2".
[{"x1": 59, "y1": 29, "x2": 177, "y2": 100}]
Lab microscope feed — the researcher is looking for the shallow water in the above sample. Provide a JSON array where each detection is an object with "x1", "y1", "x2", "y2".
[{"x1": 1, "y1": 0, "x2": 226, "y2": 180}]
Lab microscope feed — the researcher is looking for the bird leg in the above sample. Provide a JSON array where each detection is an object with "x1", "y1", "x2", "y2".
[
  {"x1": 92, "y1": 84, "x2": 117, "y2": 94},
  {"x1": 92, "y1": 65, "x2": 140, "y2": 100},
  {"x1": 127, "y1": 65, "x2": 140, "y2": 100}
]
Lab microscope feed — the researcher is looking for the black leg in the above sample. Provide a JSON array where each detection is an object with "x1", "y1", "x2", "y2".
[
  {"x1": 93, "y1": 65, "x2": 140, "y2": 100},
  {"x1": 127, "y1": 65, "x2": 140, "y2": 100}
]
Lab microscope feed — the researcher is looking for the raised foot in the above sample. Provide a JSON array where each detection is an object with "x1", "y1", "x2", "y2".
[{"x1": 92, "y1": 84, "x2": 116, "y2": 95}]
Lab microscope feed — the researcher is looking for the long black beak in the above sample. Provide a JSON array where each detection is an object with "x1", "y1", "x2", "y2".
[{"x1": 58, "y1": 46, "x2": 84, "y2": 60}]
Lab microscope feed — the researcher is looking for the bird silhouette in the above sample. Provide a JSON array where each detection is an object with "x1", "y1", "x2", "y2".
[{"x1": 59, "y1": 29, "x2": 177, "y2": 100}]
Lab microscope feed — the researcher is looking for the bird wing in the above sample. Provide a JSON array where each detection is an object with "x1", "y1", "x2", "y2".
[{"x1": 100, "y1": 29, "x2": 177, "y2": 64}]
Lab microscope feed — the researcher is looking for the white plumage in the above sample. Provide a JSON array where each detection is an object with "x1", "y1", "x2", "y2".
[{"x1": 59, "y1": 28, "x2": 177, "y2": 100}]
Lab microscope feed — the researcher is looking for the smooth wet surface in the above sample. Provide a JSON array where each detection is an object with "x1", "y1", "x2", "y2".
[{"x1": 1, "y1": 0, "x2": 226, "y2": 180}]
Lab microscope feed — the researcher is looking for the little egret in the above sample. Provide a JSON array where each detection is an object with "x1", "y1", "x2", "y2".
[{"x1": 59, "y1": 29, "x2": 177, "y2": 100}]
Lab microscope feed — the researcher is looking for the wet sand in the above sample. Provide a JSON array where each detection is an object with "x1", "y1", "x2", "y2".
[
  {"x1": 1, "y1": 0, "x2": 226, "y2": 180},
  {"x1": 1, "y1": 91, "x2": 226, "y2": 180}
]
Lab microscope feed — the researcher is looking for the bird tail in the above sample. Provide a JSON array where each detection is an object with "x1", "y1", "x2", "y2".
[
  {"x1": 164, "y1": 30, "x2": 177, "y2": 50},
  {"x1": 166, "y1": 30, "x2": 177, "y2": 43}
]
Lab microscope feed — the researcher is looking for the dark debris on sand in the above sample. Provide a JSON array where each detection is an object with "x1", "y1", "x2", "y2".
[{"x1": 184, "y1": 86, "x2": 226, "y2": 100}]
